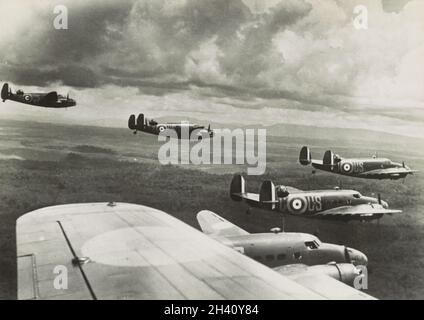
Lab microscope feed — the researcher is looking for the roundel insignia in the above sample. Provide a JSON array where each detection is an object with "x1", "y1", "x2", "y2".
[
  {"x1": 288, "y1": 196, "x2": 307, "y2": 214},
  {"x1": 24, "y1": 95, "x2": 32, "y2": 102},
  {"x1": 341, "y1": 162, "x2": 353, "y2": 173},
  {"x1": 158, "y1": 126, "x2": 166, "y2": 132}
]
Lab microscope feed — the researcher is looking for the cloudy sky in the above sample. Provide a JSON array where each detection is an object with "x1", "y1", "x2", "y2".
[{"x1": 0, "y1": 0, "x2": 423, "y2": 137}]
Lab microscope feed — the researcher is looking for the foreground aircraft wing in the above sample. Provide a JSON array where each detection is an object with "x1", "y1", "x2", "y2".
[
  {"x1": 16, "y1": 203, "x2": 374, "y2": 300},
  {"x1": 316, "y1": 204, "x2": 401, "y2": 219},
  {"x1": 197, "y1": 210, "x2": 249, "y2": 237}
]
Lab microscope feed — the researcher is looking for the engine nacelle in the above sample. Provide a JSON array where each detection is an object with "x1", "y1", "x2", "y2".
[{"x1": 275, "y1": 263, "x2": 363, "y2": 286}]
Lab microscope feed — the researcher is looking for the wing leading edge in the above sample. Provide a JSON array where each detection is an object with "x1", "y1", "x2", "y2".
[{"x1": 17, "y1": 202, "x2": 374, "y2": 300}]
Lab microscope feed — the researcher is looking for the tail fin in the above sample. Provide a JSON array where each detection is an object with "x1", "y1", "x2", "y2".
[
  {"x1": 1, "y1": 83, "x2": 9, "y2": 101},
  {"x1": 259, "y1": 180, "x2": 277, "y2": 210},
  {"x1": 323, "y1": 150, "x2": 335, "y2": 167},
  {"x1": 299, "y1": 146, "x2": 311, "y2": 165},
  {"x1": 196, "y1": 210, "x2": 249, "y2": 237},
  {"x1": 230, "y1": 174, "x2": 245, "y2": 201},
  {"x1": 128, "y1": 114, "x2": 136, "y2": 130},
  {"x1": 136, "y1": 113, "x2": 145, "y2": 130}
]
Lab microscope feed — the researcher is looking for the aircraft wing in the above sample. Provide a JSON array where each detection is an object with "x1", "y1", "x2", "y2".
[
  {"x1": 358, "y1": 168, "x2": 417, "y2": 177},
  {"x1": 16, "y1": 203, "x2": 374, "y2": 300},
  {"x1": 315, "y1": 204, "x2": 401, "y2": 219},
  {"x1": 18, "y1": 202, "x2": 370, "y2": 300},
  {"x1": 197, "y1": 210, "x2": 250, "y2": 237}
]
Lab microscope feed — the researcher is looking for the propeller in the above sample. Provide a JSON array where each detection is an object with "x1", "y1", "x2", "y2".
[
  {"x1": 377, "y1": 193, "x2": 382, "y2": 205},
  {"x1": 402, "y1": 161, "x2": 405, "y2": 168},
  {"x1": 208, "y1": 124, "x2": 210, "y2": 131}
]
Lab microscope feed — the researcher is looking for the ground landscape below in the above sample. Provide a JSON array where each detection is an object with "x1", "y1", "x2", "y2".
[{"x1": 1, "y1": 119, "x2": 424, "y2": 299}]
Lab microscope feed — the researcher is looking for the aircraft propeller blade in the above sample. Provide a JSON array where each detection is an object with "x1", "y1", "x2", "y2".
[
  {"x1": 402, "y1": 161, "x2": 405, "y2": 168},
  {"x1": 377, "y1": 193, "x2": 382, "y2": 205},
  {"x1": 208, "y1": 124, "x2": 211, "y2": 131}
]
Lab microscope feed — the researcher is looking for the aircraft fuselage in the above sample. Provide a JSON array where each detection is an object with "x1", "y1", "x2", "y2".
[
  {"x1": 253, "y1": 189, "x2": 386, "y2": 221},
  {"x1": 312, "y1": 158, "x2": 409, "y2": 180},
  {"x1": 5, "y1": 92, "x2": 76, "y2": 108},
  {"x1": 218, "y1": 233, "x2": 367, "y2": 268}
]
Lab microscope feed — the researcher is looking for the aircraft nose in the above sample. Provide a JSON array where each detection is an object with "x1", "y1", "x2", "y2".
[{"x1": 346, "y1": 247, "x2": 368, "y2": 266}]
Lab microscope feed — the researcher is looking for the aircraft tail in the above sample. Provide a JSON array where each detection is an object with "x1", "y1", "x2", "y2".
[
  {"x1": 136, "y1": 113, "x2": 145, "y2": 130},
  {"x1": 259, "y1": 180, "x2": 278, "y2": 210},
  {"x1": 196, "y1": 210, "x2": 249, "y2": 237},
  {"x1": 128, "y1": 114, "x2": 136, "y2": 130},
  {"x1": 1, "y1": 83, "x2": 10, "y2": 101},
  {"x1": 299, "y1": 146, "x2": 311, "y2": 165},
  {"x1": 323, "y1": 150, "x2": 335, "y2": 167},
  {"x1": 230, "y1": 174, "x2": 245, "y2": 201}
]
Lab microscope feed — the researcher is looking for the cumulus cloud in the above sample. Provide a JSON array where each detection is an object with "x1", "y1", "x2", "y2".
[{"x1": 0, "y1": 0, "x2": 423, "y2": 137}]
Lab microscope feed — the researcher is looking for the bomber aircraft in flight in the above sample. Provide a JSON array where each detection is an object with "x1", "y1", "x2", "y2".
[
  {"x1": 299, "y1": 146, "x2": 417, "y2": 180},
  {"x1": 197, "y1": 210, "x2": 368, "y2": 286},
  {"x1": 16, "y1": 202, "x2": 374, "y2": 299},
  {"x1": 1, "y1": 83, "x2": 76, "y2": 108},
  {"x1": 230, "y1": 174, "x2": 401, "y2": 222},
  {"x1": 128, "y1": 113, "x2": 214, "y2": 140}
]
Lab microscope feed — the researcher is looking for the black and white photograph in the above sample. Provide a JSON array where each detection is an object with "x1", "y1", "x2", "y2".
[{"x1": 0, "y1": 0, "x2": 423, "y2": 305}]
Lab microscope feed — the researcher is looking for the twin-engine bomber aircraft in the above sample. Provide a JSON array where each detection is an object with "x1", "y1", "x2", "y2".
[
  {"x1": 230, "y1": 174, "x2": 401, "y2": 221},
  {"x1": 197, "y1": 210, "x2": 368, "y2": 287},
  {"x1": 128, "y1": 113, "x2": 214, "y2": 139},
  {"x1": 299, "y1": 146, "x2": 417, "y2": 180},
  {"x1": 1, "y1": 83, "x2": 76, "y2": 108},
  {"x1": 16, "y1": 202, "x2": 374, "y2": 299}
]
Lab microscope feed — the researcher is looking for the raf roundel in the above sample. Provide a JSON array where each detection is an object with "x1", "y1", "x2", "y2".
[
  {"x1": 288, "y1": 196, "x2": 307, "y2": 214},
  {"x1": 158, "y1": 125, "x2": 166, "y2": 133},
  {"x1": 24, "y1": 95, "x2": 32, "y2": 102},
  {"x1": 341, "y1": 162, "x2": 353, "y2": 173}
]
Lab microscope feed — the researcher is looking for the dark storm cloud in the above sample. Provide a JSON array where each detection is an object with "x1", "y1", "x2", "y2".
[
  {"x1": 0, "y1": 0, "x2": 422, "y2": 113},
  {"x1": 0, "y1": 0, "x2": 134, "y2": 87},
  {"x1": 0, "y1": 0, "x2": 310, "y2": 92}
]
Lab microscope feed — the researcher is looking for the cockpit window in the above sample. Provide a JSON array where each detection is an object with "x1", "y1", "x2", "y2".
[
  {"x1": 305, "y1": 241, "x2": 319, "y2": 249},
  {"x1": 353, "y1": 193, "x2": 361, "y2": 198}
]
